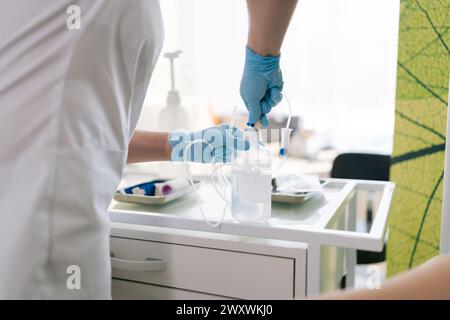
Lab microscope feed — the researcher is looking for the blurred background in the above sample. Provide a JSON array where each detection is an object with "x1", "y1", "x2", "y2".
[{"x1": 134, "y1": 0, "x2": 400, "y2": 177}]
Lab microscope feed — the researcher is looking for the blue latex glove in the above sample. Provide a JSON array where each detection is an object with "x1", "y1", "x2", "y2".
[
  {"x1": 168, "y1": 124, "x2": 250, "y2": 163},
  {"x1": 240, "y1": 47, "x2": 284, "y2": 128}
]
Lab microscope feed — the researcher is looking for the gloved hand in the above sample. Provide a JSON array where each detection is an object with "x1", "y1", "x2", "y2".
[
  {"x1": 240, "y1": 46, "x2": 284, "y2": 128},
  {"x1": 168, "y1": 124, "x2": 250, "y2": 163}
]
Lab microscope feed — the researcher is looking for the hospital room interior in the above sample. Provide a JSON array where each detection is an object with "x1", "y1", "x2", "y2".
[{"x1": 1, "y1": 0, "x2": 450, "y2": 302}]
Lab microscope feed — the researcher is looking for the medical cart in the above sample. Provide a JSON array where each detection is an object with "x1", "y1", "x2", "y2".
[{"x1": 108, "y1": 178, "x2": 394, "y2": 299}]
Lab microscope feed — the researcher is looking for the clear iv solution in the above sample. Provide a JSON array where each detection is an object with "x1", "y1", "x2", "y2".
[
  {"x1": 231, "y1": 167, "x2": 272, "y2": 223},
  {"x1": 231, "y1": 131, "x2": 272, "y2": 223}
]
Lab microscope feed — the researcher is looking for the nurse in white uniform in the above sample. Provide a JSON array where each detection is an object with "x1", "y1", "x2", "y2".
[{"x1": 0, "y1": 0, "x2": 166, "y2": 299}]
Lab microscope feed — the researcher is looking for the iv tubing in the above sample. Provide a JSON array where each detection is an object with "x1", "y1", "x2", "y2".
[
  {"x1": 283, "y1": 93, "x2": 292, "y2": 130},
  {"x1": 183, "y1": 151, "x2": 228, "y2": 228},
  {"x1": 183, "y1": 93, "x2": 293, "y2": 228}
]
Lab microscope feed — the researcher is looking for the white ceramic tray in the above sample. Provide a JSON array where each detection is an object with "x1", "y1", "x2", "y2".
[
  {"x1": 114, "y1": 180, "x2": 201, "y2": 205},
  {"x1": 271, "y1": 190, "x2": 322, "y2": 204},
  {"x1": 270, "y1": 179, "x2": 326, "y2": 204}
]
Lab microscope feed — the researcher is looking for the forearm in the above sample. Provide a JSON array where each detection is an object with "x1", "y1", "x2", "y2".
[
  {"x1": 127, "y1": 131, "x2": 171, "y2": 163},
  {"x1": 246, "y1": 0, "x2": 298, "y2": 56},
  {"x1": 319, "y1": 255, "x2": 450, "y2": 300}
]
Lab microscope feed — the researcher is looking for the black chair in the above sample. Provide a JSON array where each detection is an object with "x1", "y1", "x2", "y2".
[
  {"x1": 331, "y1": 153, "x2": 390, "y2": 181},
  {"x1": 331, "y1": 153, "x2": 391, "y2": 264}
]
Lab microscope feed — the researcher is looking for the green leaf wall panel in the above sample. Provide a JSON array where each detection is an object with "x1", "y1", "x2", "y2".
[{"x1": 388, "y1": 0, "x2": 449, "y2": 275}]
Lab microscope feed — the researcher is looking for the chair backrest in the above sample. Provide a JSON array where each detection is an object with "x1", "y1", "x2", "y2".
[{"x1": 331, "y1": 153, "x2": 391, "y2": 181}]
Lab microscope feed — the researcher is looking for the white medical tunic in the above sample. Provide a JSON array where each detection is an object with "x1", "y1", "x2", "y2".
[{"x1": 0, "y1": 0, "x2": 163, "y2": 299}]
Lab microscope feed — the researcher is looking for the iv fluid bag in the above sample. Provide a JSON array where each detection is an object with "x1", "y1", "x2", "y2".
[
  {"x1": 231, "y1": 130, "x2": 272, "y2": 223},
  {"x1": 231, "y1": 167, "x2": 271, "y2": 223}
]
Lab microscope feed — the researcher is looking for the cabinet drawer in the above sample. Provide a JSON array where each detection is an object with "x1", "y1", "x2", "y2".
[
  {"x1": 112, "y1": 279, "x2": 229, "y2": 300},
  {"x1": 110, "y1": 237, "x2": 294, "y2": 299}
]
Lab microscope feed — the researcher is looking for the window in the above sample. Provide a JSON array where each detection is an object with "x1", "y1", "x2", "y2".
[{"x1": 137, "y1": 0, "x2": 400, "y2": 155}]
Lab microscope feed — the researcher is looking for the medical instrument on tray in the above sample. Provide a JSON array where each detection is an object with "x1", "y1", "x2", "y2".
[{"x1": 119, "y1": 179, "x2": 191, "y2": 196}]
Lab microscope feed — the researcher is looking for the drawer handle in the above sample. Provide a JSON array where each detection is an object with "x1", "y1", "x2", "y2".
[{"x1": 110, "y1": 256, "x2": 166, "y2": 272}]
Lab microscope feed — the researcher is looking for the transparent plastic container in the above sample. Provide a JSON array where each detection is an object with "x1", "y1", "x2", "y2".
[{"x1": 231, "y1": 130, "x2": 272, "y2": 223}]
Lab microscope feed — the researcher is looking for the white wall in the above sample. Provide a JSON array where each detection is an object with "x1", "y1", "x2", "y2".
[{"x1": 138, "y1": 0, "x2": 400, "y2": 154}]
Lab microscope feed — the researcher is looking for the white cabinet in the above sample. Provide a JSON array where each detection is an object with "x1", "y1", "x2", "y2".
[{"x1": 110, "y1": 225, "x2": 307, "y2": 299}]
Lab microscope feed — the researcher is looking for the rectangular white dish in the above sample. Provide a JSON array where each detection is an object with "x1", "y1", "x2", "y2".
[{"x1": 114, "y1": 180, "x2": 201, "y2": 205}]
